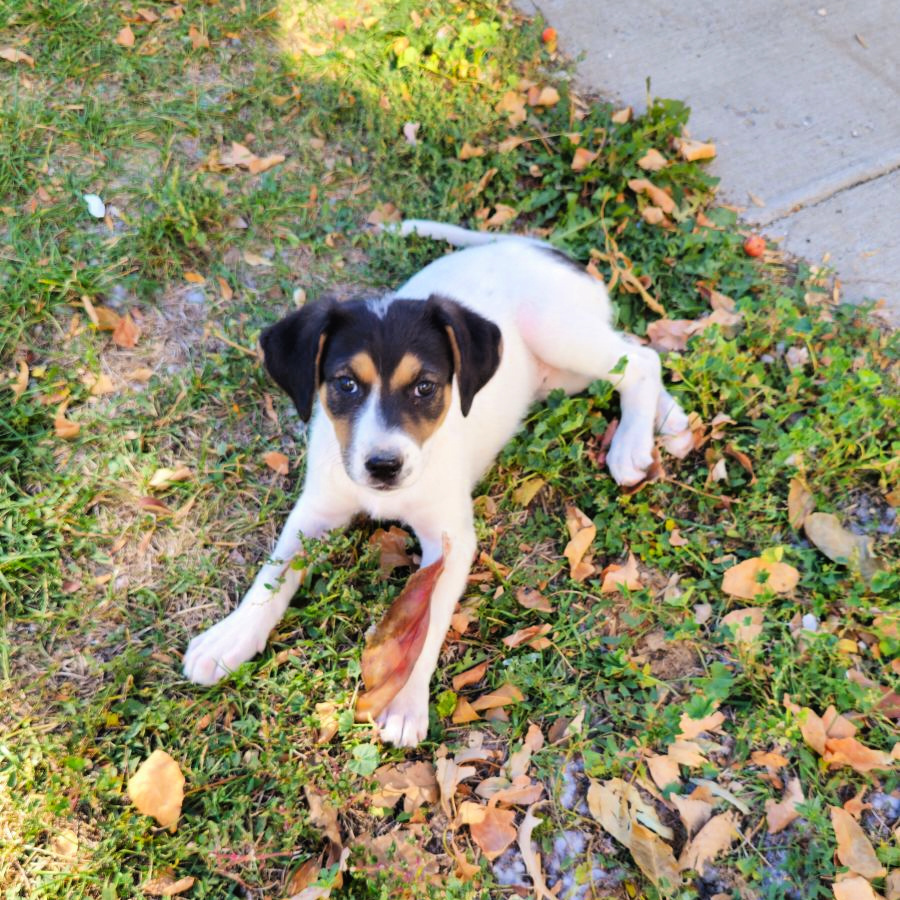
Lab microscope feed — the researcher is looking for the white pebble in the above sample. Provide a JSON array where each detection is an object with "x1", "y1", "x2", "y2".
[
  {"x1": 801, "y1": 613, "x2": 818, "y2": 632},
  {"x1": 84, "y1": 194, "x2": 106, "y2": 218}
]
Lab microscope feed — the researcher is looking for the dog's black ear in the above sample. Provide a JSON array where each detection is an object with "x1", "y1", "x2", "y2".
[
  {"x1": 259, "y1": 300, "x2": 339, "y2": 422},
  {"x1": 427, "y1": 295, "x2": 502, "y2": 416}
]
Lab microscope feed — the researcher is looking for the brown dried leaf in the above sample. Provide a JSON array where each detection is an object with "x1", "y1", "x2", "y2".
[
  {"x1": 112, "y1": 312, "x2": 140, "y2": 348},
  {"x1": 721, "y1": 558, "x2": 799, "y2": 599},
  {"x1": 678, "y1": 139, "x2": 716, "y2": 161},
  {"x1": 0, "y1": 47, "x2": 35, "y2": 66},
  {"x1": 833, "y1": 875, "x2": 886, "y2": 900},
  {"x1": 517, "y1": 805, "x2": 556, "y2": 900},
  {"x1": 285, "y1": 858, "x2": 321, "y2": 897},
  {"x1": 804, "y1": 512, "x2": 879, "y2": 577},
  {"x1": 627, "y1": 178, "x2": 676, "y2": 214},
  {"x1": 11, "y1": 360, "x2": 28, "y2": 401},
  {"x1": 678, "y1": 709, "x2": 725, "y2": 740},
  {"x1": 765, "y1": 777, "x2": 804, "y2": 834},
  {"x1": 188, "y1": 24, "x2": 209, "y2": 49},
  {"x1": 515, "y1": 586, "x2": 553, "y2": 613},
  {"x1": 600, "y1": 551, "x2": 642, "y2": 594},
  {"x1": 371, "y1": 761, "x2": 438, "y2": 813},
  {"x1": 137, "y1": 495, "x2": 173, "y2": 516},
  {"x1": 54, "y1": 401, "x2": 80, "y2": 440},
  {"x1": 751, "y1": 749, "x2": 790, "y2": 769},
  {"x1": 305, "y1": 783, "x2": 341, "y2": 846},
  {"x1": 505, "y1": 723, "x2": 543, "y2": 781},
  {"x1": 315, "y1": 702, "x2": 339, "y2": 743},
  {"x1": 823, "y1": 737, "x2": 894, "y2": 773},
  {"x1": 470, "y1": 682, "x2": 524, "y2": 712},
  {"x1": 143, "y1": 872, "x2": 196, "y2": 896},
  {"x1": 830, "y1": 806, "x2": 886, "y2": 879},
  {"x1": 366, "y1": 202, "x2": 402, "y2": 225},
  {"x1": 720, "y1": 607, "x2": 765, "y2": 646},
  {"x1": 647, "y1": 754, "x2": 680, "y2": 791},
  {"x1": 631, "y1": 822, "x2": 682, "y2": 890},
  {"x1": 678, "y1": 811, "x2": 739, "y2": 873},
  {"x1": 248, "y1": 154, "x2": 286, "y2": 175},
  {"x1": 127, "y1": 749, "x2": 185, "y2": 831},
  {"x1": 369, "y1": 526, "x2": 413, "y2": 577},
  {"x1": 451, "y1": 660, "x2": 489, "y2": 692},
  {"x1": 115, "y1": 26, "x2": 135, "y2": 48},
  {"x1": 149, "y1": 465, "x2": 192, "y2": 490},
  {"x1": 671, "y1": 794, "x2": 713, "y2": 837},
  {"x1": 452, "y1": 697, "x2": 480, "y2": 724},
  {"x1": 469, "y1": 806, "x2": 517, "y2": 860},
  {"x1": 435, "y1": 756, "x2": 477, "y2": 817},
  {"x1": 529, "y1": 86, "x2": 560, "y2": 107},
  {"x1": 263, "y1": 450, "x2": 290, "y2": 475},
  {"x1": 356, "y1": 553, "x2": 445, "y2": 721},
  {"x1": 458, "y1": 142, "x2": 485, "y2": 160},
  {"x1": 485, "y1": 204, "x2": 518, "y2": 227},
  {"x1": 502, "y1": 623, "x2": 551, "y2": 649},
  {"x1": 563, "y1": 505, "x2": 596, "y2": 582},
  {"x1": 572, "y1": 147, "x2": 598, "y2": 171}
]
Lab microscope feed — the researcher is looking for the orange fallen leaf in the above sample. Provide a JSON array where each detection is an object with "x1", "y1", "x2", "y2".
[
  {"x1": 677, "y1": 138, "x2": 716, "y2": 161},
  {"x1": 637, "y1": 148, "x2": 668, "y2": 171},
  {"x1": 471, "y1": 682, "x2": 524, "y2": 712},
  {"x1": 115, "y1": 26, "x2": 135, "y2": 48},
  {"x1": 485, "y1": 204, "x2": 517, "y2": 227},
  {"x1": 0, "y1": 47, "x2": 35, "y2": 66},
  {"x1": 137, "y1": 496, "x2": 173, "y2": 516},
  {"x1": 149, "y1": 465, "x2": 193, "y2": 490},
  {"x1": 842, "y1": 787, "x2": 871, "y2": 819},
  {"x1": 788, "y1": 477, "x2": 815, "y2": 529},
  {"x1": 627, "y1": 178, "x2": 676, "y2": 214},
  {"x1": 502, "y1": 623, "x2": 551, "y2": 649},
  {"x1": 127, "y1": 749, "x2": 185, "y2": 831},
  {"x1": 671, "y1": 793, "x2": 713, "y2": 837},
  {"x1": 452, "y1": 697, "x2": 480, "y2": 724},
  {"x1": 371, "y1": 761, "x2": 438, "y2": 813},
  {"x1": 263, "y1": 451, "x2": 290, "y2": 475},
  {"x1": 528, "y1": 86, "x2": 560, "y2": 107},
  {"x1": 112, "y1": 312, "x2": 140, "y2": 348},
  {"x1": 571, "y1": 147, "x2": 598, "y2": 172},
  {"x1": 823, "y1": 737, "x2": 895, "y2": 773},
  {"x1": 12, "y1": 360, "x2": 29, "y2": 401},
  {"x1": 563, "y1": 505, "x2": 596, "y2": 582},
  {"x1": 721, "y1": 558, "x2": 799, "y2": 599},
  {"x1": 830, "y1": 806, "x2": 886, "y2": 879},
  {"x1": 366, "y1": 202, "x2": 401, "y2": 225},
  {"x1": 630, "y1": 822, "x2": 682, "y2": 890},
  {"x1": 143, "y1": 871, "x2": 196, "y2": 896},
  {"x1": 188, "y1": 25, "x2": 209, "y2": 49},
  {"x1": 833, "y1": 875, "x2": 886, "y2": 900},
  {"x1": 452, "y1": 660, "x2": 489, "y2": 692},
  {"x1": 678, "y1": 709, "x2": 725, "y2": 740},
  {"x1": 720, "y1": 607, "x2": 765, "y2": 647},
  {"x1": 642, "y1": 205, "x2": 666, "y2": 225},
  {"x1": 356, "y1": 551, "x2": 446, "y2": 722},
  {"x1": 469, "y1": 805, "x2": 517, "y2": 860},
  {"x1": 751, "y1": 749, "x2": 789, "y2": 769},
  {"x1": 611, "y1": 106, "x2": 632, "y2": 124},
  {"x1": 515, "y1": 586, "x2": 553, "y2": 613},
  {"x1": 458, "y1": 142, "x2": 485, "y2": 160},
  {"x1": 54, "y1": 401, "x2": 80, "y2": 440},
  {"x1": 765, "y1": 777, "x2": 804, "y2": 834},
  {"x1": 600, "y1": 551, "x2": 642, "y2": 594},
  {"x1": 183, "y1": 271, "x2": 205, "y2": 284}
]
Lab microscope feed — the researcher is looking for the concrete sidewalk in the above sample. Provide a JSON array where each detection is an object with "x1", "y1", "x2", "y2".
[{"x1": 520, "y1": 0, "x2": 900, "y2": 324}]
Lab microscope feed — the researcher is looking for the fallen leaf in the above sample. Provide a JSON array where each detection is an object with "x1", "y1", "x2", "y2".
[
  {"x1": 137, "y1": 496, "x2": 173, "y2": 516},
  {"x1": 721, "y1": 558, "x2": 799, "y2": 599},
  {"x1": 563, "y1": 505, "x2": 596, "y2": 582},
  {"x1": 804, "y1": 512, "x2": 879, "y2": 577},
  {"x1": 830, "y1": 806, "x2": 886, "y2": 879},
  {"x1": 135, "y1": 7, "x2": 159, "y2": 22},
  {"x1": 458, "y1": 142, "x2": 485, "y2": 160},
  {"x1": 248, "y1": 153, "x2": 286, "y2": 174},
  {"x1": 371, "y1": 761, "x2": 438, "y2": 813},
  {"x1": 765, "y1": 777, "x2": 804, "y2": 834},
  {"x1": 495, "y1": 91, "x2": 527, "y2": 126},
  {"x1": 188, "y1": 24, "x2": 209, "y2": 49},
  {"x1": 587, "y1": 778, "x2": 669, "y2": 847},
  {"x1": 529, "y1": 86, "x2": 560, "y2": 107},
  {"x1": 886, "y1": 871, "x2": 900, "y2": 900},
  {"x1": 678, "y1": 709, "x2": 725, "y2": 740},
  {"x1": 402, "y1": 121, "x2": 420, "y2": 145},
  {"x1": 710, "y1": 457, "x2": 728, "y2": 482},
  {"x1": 127, "y1": 749, "x2": 185, "y2": 831},
  {"x1": 242, "y1": 250, "x2": 272, "y2": 267},
  {"x1": 611, "y1": 106, "x2": 632, "y2": 123},
  {"x1": 630, "y1": 822, "x2": 682, "y2": 890},
  {"x1": 750, "y1": 749, "x2": 789, "y2": 769},
  {"x1": 671, "y1": 794, "x2": 714, "y2": 837},
  {"x1": 435, "y1": 756, "x2": 477, "y2": 817},
  {"x1": 627, "y1": 178, "x2": 676, "y2": 214},
  {"x1": 451, "y1": 660, "x2": 489, "y2": 692},
  {"x1": 512, "y1": 476, "x2": 545, "y2": 506},
  {"x1": 638, "y1": 148, "x2": 668, "y2": 171},
  {"x1": 50, "y1": 827, "x2": 78, "y2": 858},
  {"x1": 505, "y1": 723, "x2": 544, "y2": 780},
  {"x1": 471, "y1": 682, "x2": 524, "y2": 712},
  {"x1": 183, "y1": 271, "x2": 205, "y2": 284},
  {"x1": 305, "y1": 783, "x2": 341, "y2": 849},
  {"x1": 315, "y1": 702, "x2": 339, "y2": 743},
  {"x1": 720, "y1": 607, "x2": 765, "y2": 647},
  {"x1": 847, "y1": 669, "x2": 900, "y2": 718},
  {"x1": 642, "y1": 205, "x2": 665, "y2": 225},
  {"x1": 54, "y1": 401, "x2": 80, "y2": 440},
  {"x1": 842, "y1": 787, "x2": 871, "y2": 819},
  {"x1": 115, "y1": 26, "x2": 135, "y2": 48},
  {"x1": 788, "y1": 478, "x2": 815, "y2": 529},
  {"x1": 485, "y1": 204, "x2": 518, "y2": 227},
  {"x1": 11, "y1": 360, "x2": 29, "y2": 401},
  {"x1": 452, "y1": 697, "x2": 480, "y2": 724},
  {"x1": 678, "y1": 138, "x2": 716, "y2": 161},
  {"x1": 515, "y1": 586, "x2": 553, "y2": 613},
  {"x1": 823, "y1": 737, "x2": 894, "y2": 773},
  {"x1": 833, "y1": 875, "x2": 886, "y2": 900},
  {"x1": 366, "y1": 202, "x2": 401, "y2": 225},
  {"x1": 678, "y1": 811, "x2": 739, "y2": 873},
  {"x1": 0, "y1": 47, "x2": 35, "y2": 66},
  {"x1": 465, "y1": 805, "x2": 517, "y2": 860},
  {"x1": 149, "y1": 465, "x2": 192, "y2": 489},
  {"x1": 572, "y1": 147, "x2": 598, "y2": 171},
  {"x1": 285, "y1": 858, "x2": 321, "y2": 897},
  {"x1": 112, "y1": 312, "x2": 140, "y2": 348},
  {"x1": 647, "y1": 754, "x2": 680, "y2": 791},
  {"x1": 517, "y1": 805, "x2": 555, "y2": 900},
  {"x1": 502, "y1": 623, "x2": 551, "y2": 649},
  {"x1": 600, "y1": 551, "x2": 642, "y2": 594},
  {"x1": 357, "y1": 551, "x2": 446, "y2": 722},
  {"x1": 84, "y1": 193, "x2": 106, "y2": 218},
  {"x1": 143, "y1": 871, "x2": 196, "y2": 896},
  {"x1": 263, "y1": 450, "x2": 290, "y2": 475},
  {"x1": 369, "y1": 526, "x2": 413, "y2": 577}
]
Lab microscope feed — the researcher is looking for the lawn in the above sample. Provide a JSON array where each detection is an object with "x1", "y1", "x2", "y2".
[{"x1": 1, "y1": 1, "x2": 897, "y2": 898}]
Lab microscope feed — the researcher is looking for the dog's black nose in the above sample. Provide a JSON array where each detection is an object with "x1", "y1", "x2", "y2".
[{"x1": 365, "y1": 453, "x2": 403, "y2": 482}]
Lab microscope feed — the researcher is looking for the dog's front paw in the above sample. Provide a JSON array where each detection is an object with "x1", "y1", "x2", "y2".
[
  {"x1": 183, "y1": 609, "x2": 268, "y2": 686},
  {"x1": 376, "y1": 679, "x2": 430, "y2": 748},
  {"x1": 607, "y1": 421, "x2": 655, "y2": 486}
]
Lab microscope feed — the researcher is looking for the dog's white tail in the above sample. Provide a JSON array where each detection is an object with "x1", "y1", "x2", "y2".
[{"x1": 392, "y1": 219, "x2": 541, "y2": 248}]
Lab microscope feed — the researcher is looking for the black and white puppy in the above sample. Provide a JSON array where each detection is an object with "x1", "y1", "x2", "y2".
[{"x1": 183, "y1": 220, "x2": 692, "y2": 747}]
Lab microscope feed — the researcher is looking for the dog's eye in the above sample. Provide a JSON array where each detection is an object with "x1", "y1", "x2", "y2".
[
  {"x1": 413, "y1": 380, "x2": 436, "y2": 399},
  {"x1": 336, "y1": 375, "x2": 359, "y2": 395}
]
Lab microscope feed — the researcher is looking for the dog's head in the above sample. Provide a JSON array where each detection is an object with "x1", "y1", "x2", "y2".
[{"x1": 260, "y1": 295, "x2": 502, "y2": 490}]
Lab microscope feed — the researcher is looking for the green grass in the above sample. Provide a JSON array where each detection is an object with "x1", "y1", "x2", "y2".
[{"x1": 1, "y1": 0, "x2": 897, "y2": 898}]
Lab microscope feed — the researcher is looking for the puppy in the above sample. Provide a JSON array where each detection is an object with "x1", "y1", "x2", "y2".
[{"x1": 183, "y1": 220, "x2": 692, "y2": 747}]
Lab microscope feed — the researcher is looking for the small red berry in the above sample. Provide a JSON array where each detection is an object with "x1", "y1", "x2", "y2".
[
  {"x1": 542, "y1": 26, "x2": 557, "y2": 44},
  {"x1": 743, "y1": 234, "x2": 765, "y2": 257}
]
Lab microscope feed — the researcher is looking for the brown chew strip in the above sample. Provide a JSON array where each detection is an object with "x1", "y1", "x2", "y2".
[{"x1": 355, "y1": 551, "x2": 447, "y2": 722}]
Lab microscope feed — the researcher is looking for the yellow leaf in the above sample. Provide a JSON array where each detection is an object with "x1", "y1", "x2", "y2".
[
  {"x1": 678, "y1": 138, "x2": 716, "y2": 161},
  {"x1": 788, "y1": 478, "x2": 815, "y2": 529},
  {"x1": 458, "y1": 142, "x2": 485, "y2": 160},
  {"x1": 611, "y1": 106, "x2": 633, "y2": 123},
  {"x1": 149, "y1": 465, "x2": 193, "y2": 489},
  {"x1": 637, "y1": 148, "x2": 668, "y2": 171},
  {"x1": 127, "y1": 749, "x2": 185, "y2": 831},
  {"x1": 452, "y1": 697, "x2": 480, "y2": 724},
  {"x1": 512, "y1": 477, "x2": 544, "y2": 506},
  {"x1": 183, "y1": 271, "x2": 205, "y2": 284},
  {"x1": 833, "y1": 875, "x2": 886, "y2": 900}
]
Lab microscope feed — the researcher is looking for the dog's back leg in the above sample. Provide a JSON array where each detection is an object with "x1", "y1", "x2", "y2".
[{"x1": 518, "y1": 302, "x2": 687, "y2": 485}]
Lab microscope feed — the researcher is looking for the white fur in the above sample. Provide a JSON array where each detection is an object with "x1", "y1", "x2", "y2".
[{"x1": 183, "y1": 222, "x2": 692, "y2": 747}]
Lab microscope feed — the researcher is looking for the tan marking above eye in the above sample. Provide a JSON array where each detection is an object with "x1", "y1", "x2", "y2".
[
  {"x1": 348, "y1": 351, "x2": 378, "y2": 386},
  {"x1": 388, "y1": 352, "x2": 425, "y2": 392},
  {"x1": 401, "y1": 384, "x2": 452, "y2": 446}
]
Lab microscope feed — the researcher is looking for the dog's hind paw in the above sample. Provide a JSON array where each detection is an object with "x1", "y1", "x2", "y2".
[
  {"x1": 182, "y1": 610, "x2": 268, "y2": 685},
  {"x1": 376, "y1": 681, "x2": 430, "y2": 748},
  {"x1": 607, "y1": 421, "x2": 655, "y2": 486}
]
